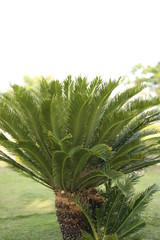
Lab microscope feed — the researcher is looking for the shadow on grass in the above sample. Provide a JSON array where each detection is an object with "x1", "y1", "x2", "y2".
[
  {"x1": 0, "y1": 212, "x2": 62, "y2": 240},
  {"x1": 0, "y1": 211, "x2": 56, "y2": 221}
]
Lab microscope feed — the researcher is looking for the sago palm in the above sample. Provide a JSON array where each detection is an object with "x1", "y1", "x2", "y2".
[
  {"x1": 0, "y1": 76, "x2": 160, "y2": 239},
  {"x1": 78, "y1": 174, "x2": 159, "y2": 240}
]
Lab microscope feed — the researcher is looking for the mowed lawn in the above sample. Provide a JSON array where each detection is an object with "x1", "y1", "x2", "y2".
[
  {"x1": 0, "y1": 165, "x2": 62, "y2": 240},
  {"x1": 0, "y1": 166, "x2": 160, "y2": 240}
]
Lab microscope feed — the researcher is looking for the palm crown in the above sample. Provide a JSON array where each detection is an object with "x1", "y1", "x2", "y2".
[
  {"x1": 0, "y1": 76, "x2": 160, "y2": 194},
  {"x1": 1, "y1": 76, "x2": 160, "y2": 240}
]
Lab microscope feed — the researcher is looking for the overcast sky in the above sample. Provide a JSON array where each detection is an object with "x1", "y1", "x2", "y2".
[{"x1": 0, "y1": 0, "x2": 160, "y2": 92}]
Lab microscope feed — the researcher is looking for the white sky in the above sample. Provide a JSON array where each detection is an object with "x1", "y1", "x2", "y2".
[{"x1": 0, "y1": 0, "x2": 160, "y2": 92}]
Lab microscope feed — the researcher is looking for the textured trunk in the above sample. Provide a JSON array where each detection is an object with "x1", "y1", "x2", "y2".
[{"x1": 55, "y1": 191, "x2": 87, "y2": 240}]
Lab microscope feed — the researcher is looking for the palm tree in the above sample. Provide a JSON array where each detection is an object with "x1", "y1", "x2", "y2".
[
  {"x1": 0, "y1": 76, "x2": 160, "y2": 239},
  {"x1": 78, "y1": 174, "x2": 159, "y2": 240}
]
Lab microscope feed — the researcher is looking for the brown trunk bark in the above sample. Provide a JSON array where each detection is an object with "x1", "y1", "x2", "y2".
[{"x1": 55, "y1": 190, "x2": 88, "y2": 240}]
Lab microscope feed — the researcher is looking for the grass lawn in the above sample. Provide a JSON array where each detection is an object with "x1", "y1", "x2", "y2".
[
  {"x1": 133, "y1": 167, "x2": 160, "y2": 240},
  {"x1": 0, "y1": 166, "x2": 62, "y2": 240},
  {"x1": 0, "y1": 166, "x2": 160, "y2": 240}
]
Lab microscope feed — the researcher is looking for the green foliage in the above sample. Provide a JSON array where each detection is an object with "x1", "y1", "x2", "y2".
[
  {"x1": 1, "y1": 76, "x2": 160, "y2": 239},
  {"x1": 0, "y1": 168, "x2": 62, "y2": 240},
  {"x1": 0, "y1": 76, "x2": 160, "y2": 193},
  {"x1": 78, "y1": 175, "x2": 159, "y2": 240},
  {"x1": 131, "y1": 61, "x2": 160, "y2": 92},
  {"x1": 1, "y1": 167, "x2": 160, "y2": 240}
]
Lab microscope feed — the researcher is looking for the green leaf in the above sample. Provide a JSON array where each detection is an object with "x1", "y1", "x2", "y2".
[
  {"x1": 78, "y1": 170, "x2": 122, "y2": 192},
  {"x1": 52, "y1": 151, "x2": 68, "y2": 189},
  {"x1": 0, "y1": 152, "x2": 51, "y2": 188},
  {"x1": 116, "y1": 184, "x2": 159, "y2": 236},
  {"x1": 79, "y1": 231, "x2": 94, "y2": 240},
  {"x1": 18, "y1": 141, "x2": 52, "y2": 179},
  {"x1": 12, "y1": 85, "x2": 52, "y2": 162},
  {"x1": 71, "y1": 152, "x2": 91, "y2": 191},
  {"x1": 90, "y1": 144, "x2": 113, "y2": 161},
  {"x1": 106, "y1": 233, "x2": 119, "y2": 240},
  {"x1": 85, "y1": 79, "x2": 119, "y2": 147}
]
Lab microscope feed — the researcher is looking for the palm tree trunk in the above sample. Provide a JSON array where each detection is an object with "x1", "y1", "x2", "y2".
[{"x1": 55, "y1": 191, "x2": 87, "y2": 240}]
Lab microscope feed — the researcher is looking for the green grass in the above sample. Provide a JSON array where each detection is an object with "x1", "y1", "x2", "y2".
[
  {"x1": 1, "y1": 166, "x2": 160, "y2": 240},
  {"x1": 0, "y1": 166, "x2": 62, "y2": 240},
  {"x1": 133, "y1": 167, "x2": 160, "y2": 240}
]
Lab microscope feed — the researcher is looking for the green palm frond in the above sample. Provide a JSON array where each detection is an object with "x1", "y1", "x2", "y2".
[
  {"x1": 63, "y1": 75, "x2": 74, "y2": 100},
  {"x1": 84, "y1": 79, "x2": 119, "y2": 147},
  {"x1": 79, "y1": 231, "x2": 94, "y2": 240},
  {"x1": 0, "y1": 101, "x2": 29, "y2": 140},
  {"x1": 77, "y1": 170, "x2": 123, "y2": 192},
  {"x1": 0, "y1": 134, "x2": 41, "y2": 173},
  {"x1": 12, "y1": 85, "x2": 52, "y2": 161},
  {"x1": 52, "y1": 151, "x2": 68, "y2": 189},
  {"x1": 90, "y1": 144, "x2": 113, "y2": 161},
  {"x1": 77, "y1": 175, "x2": 159, "y2": 240},
  {"x1": 70, "y1": 95, "x2": 91, "y2": 147},
  {"x1": 96, "y1": 84, "x2": 147, "y2": 144},
  {"x1": 17, "y1": 141, "x2": 53, "y2": 179},
  {"x1": 71, "y1": 153, "x2": 91, "y2": 190},
  {"x1": 0, "y1": 76, "x2": 160, "y2": 192},
  {"x1": 0, "y1": 150, "x2": 51, "y2": 188},
  {"x1": 113, "y1": 106, "x2": 160, "y2": 151},
  {"x1": 113, "y1": 174, "x2": 141, "y2": 198},
  {"x1": 116, "y1": 184, "x2": 159, "y2": 238}
]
